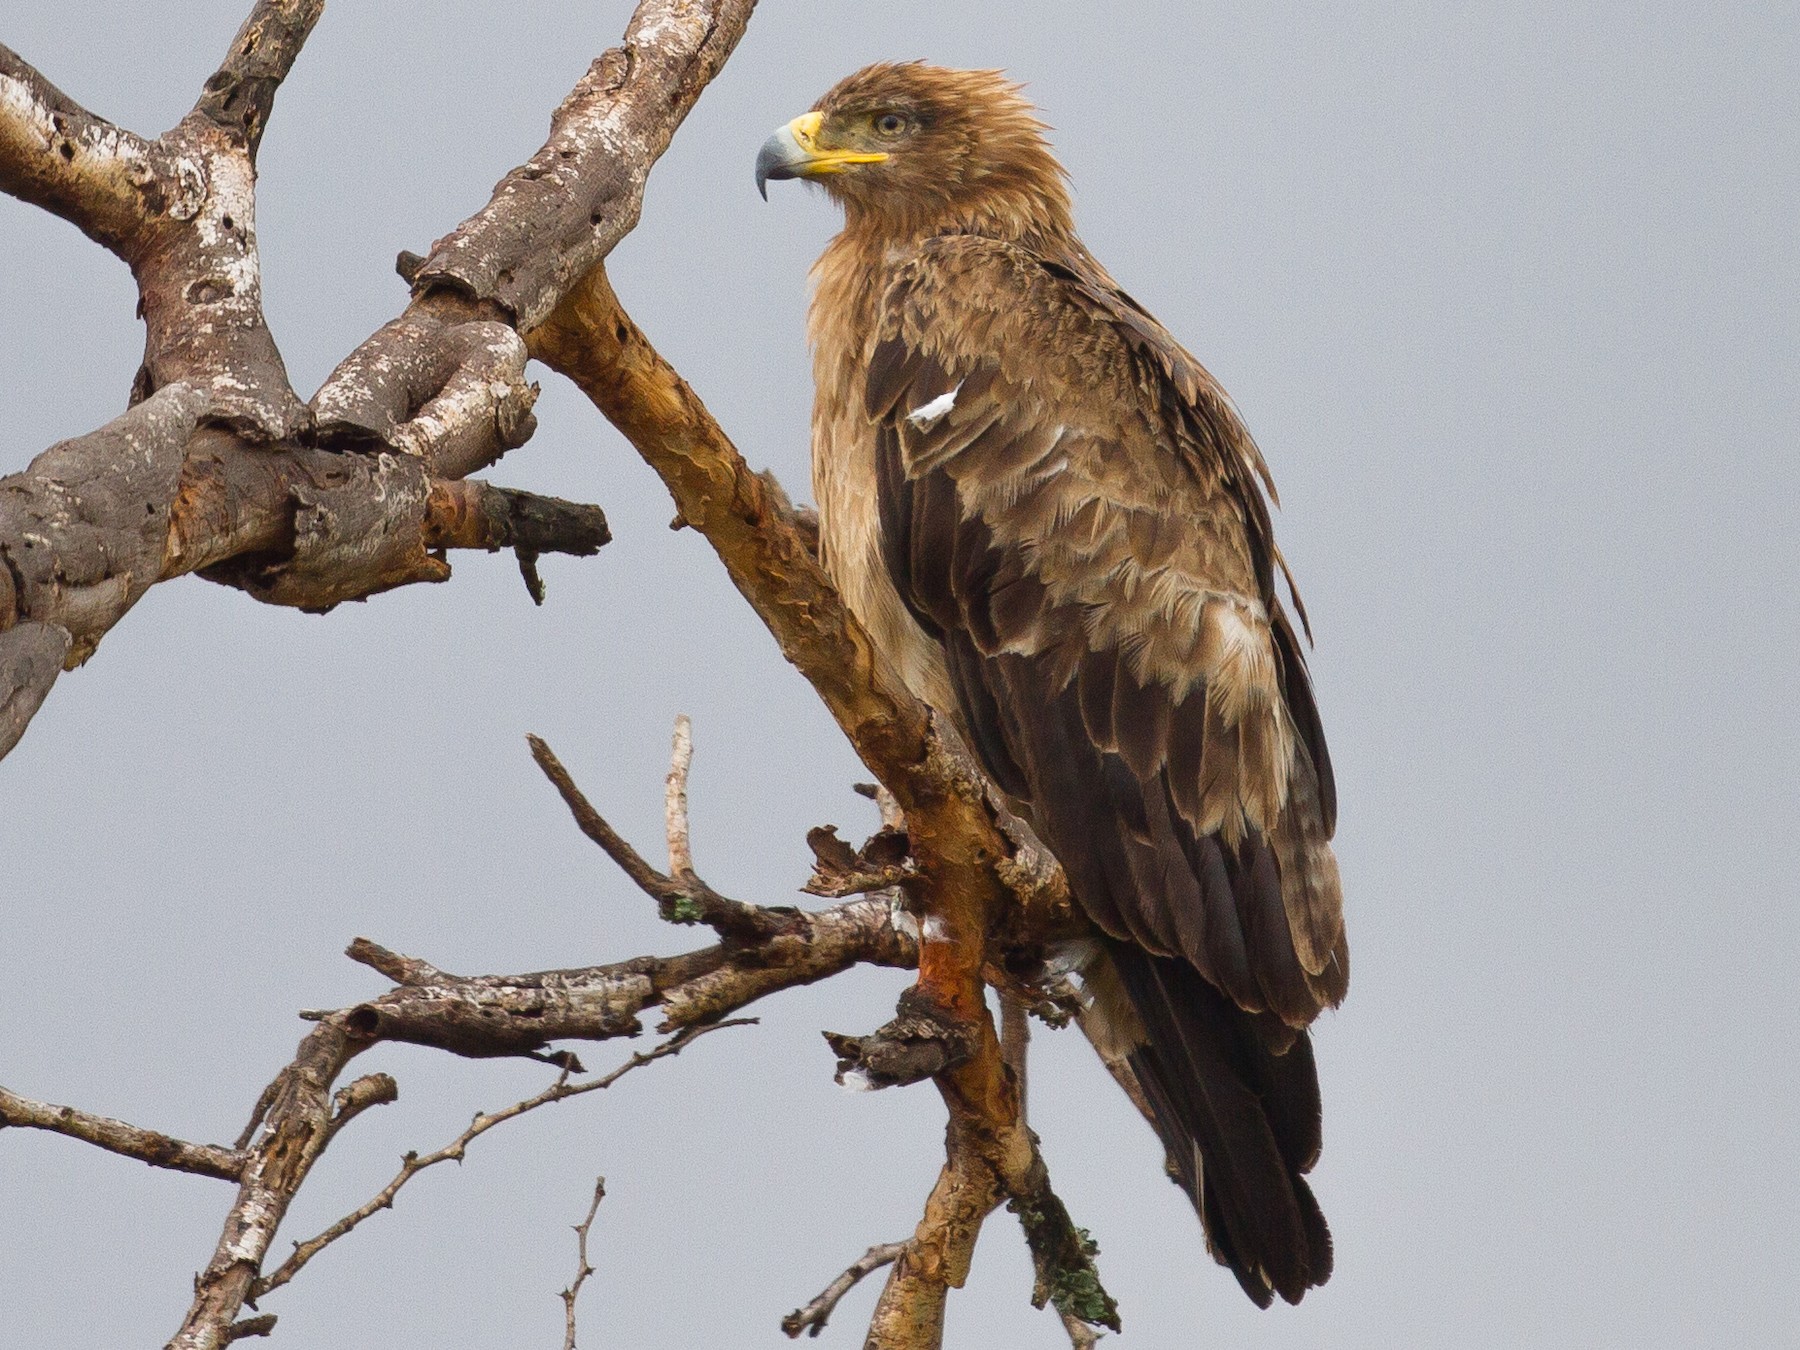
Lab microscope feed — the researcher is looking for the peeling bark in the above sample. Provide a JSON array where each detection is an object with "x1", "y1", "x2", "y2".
[{"x1": 0, "y1": 0, "x2": 757, "y2": 761}]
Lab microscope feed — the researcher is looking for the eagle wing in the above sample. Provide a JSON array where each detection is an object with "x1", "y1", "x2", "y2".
[{"x1": 865, "y1": 234, "x2": 1347, "y2": 1027}]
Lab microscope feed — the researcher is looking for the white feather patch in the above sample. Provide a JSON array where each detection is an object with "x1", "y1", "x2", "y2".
[
  {"x1": 888, "y1": 896, "x2": 921, "y2": 939},
  {"x1": 921, "y1": 913, "x2": 950, "y2": 942},
  {"x1": 838, "y1": 1067, "x2": 875, "y2": 1092},
  {"x1": 906, "y1": 382, "x2": 962, "y2": 429}
]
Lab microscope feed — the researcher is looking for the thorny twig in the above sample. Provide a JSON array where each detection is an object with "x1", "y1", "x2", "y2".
[
  {"x1": 252, "y1": 1022, "x2": 750, "y2": 1300},
  {"x1": 559, "y1": 1177, "x2": 607, "y2": 1350}
]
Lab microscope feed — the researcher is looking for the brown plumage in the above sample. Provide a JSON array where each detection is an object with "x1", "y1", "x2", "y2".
[{"x1": 757, "y1": 63, "x2": 1347, "y2": 1307}]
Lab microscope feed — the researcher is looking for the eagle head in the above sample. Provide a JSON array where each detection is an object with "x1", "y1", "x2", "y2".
[{"x1": 755, "y1": 62, "x2": 1071, "y2": 239}]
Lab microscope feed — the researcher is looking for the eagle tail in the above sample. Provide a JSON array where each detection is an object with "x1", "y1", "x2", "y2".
[{"x1": 1105, "y1": 940, "x2": 1333, "y2": 1306}]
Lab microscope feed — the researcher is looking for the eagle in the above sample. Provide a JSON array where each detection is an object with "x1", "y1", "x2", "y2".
[{"x1": 756, "y1": 63, "x2": 1347, "y2": 1307}]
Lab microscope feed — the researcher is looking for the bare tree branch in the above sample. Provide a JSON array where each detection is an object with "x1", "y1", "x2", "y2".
[
  {"x1": 530, "y1": 265, "x2": 1113, "y2": 1348},
  {"x1": 165, "y1": 889, "x2": 904, "y2": 1350},
  {"x1": 253, "y1": 1024, "x2": 742, "y2": 1302},
  {"x1": 559, "y1": 1177, "x2": 607, "y2": 1350},
  {"x1": 323, "y1": 1073, "x2": 399, "y2": 1144},
  {"x1": 160, "y1": 711, "x2": 914, "y2": 1350},
  {"x1": 665, "y1": 713, "x2": 698, "y2": 883},
  {"x1": 782, "y1": 1242, "x2": 907, "y2": 1339},
  {"x1": 0, "y1": 1084, "x2": 243, "y2": 1180},
  {"x1": 0, "y1": 43, "x2": 171, "y2": 251},
  {"x1": 188, "y1": 0, "x2": 323, "y2": 158},
  {"x1": 1, "y1": 0, "x2": 760, "y2": 763},
  {"x1": 0, "y1": 621, "x2": 70, "y2": 761},
  {"x1": 528, "y1": 730, "x2": 797, "y2": 943},
  {"x1": 409, "y1": 1, "x2": 755, "y2": 330},
  {"x1": 222, "y1": 1313, "x2": 278, "y2": 1343}
]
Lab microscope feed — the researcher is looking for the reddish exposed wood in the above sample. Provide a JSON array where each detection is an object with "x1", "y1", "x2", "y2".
[{"x1": 529, "y1": 268, "x2": 1110, "y2": 1348}]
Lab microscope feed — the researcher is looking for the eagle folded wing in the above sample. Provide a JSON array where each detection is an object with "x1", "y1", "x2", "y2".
[{"x1": 865, "y1": 235, "x2": 1347, "y2": 1027}]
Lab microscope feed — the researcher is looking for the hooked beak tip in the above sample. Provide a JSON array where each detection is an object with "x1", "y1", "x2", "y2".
[{"x1": 754, "y1": 124, "x2": 807, "y2": 201}]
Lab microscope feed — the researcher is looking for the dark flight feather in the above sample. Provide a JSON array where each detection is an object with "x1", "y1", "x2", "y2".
[
  {"x1": 795, "y1": 61, "x2": 1346, "y2": 1308},
  {"x1": 861, "y1": 230, "x2": 1347, "y2": 1301}
]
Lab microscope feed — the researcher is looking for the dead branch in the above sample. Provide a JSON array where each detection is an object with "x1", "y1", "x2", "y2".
[
  {"x1": 782, "y1": 1242, "x2": 907, "y2": 1339},
  {"x1": 0, "y1": 43, "x2": 171, "y2": 251},
  {"x1": 0, "y1": 0, "x2": 759, "y2": 762},
  {"x1": 530, "y1": 265, "x2": 1114, "y2": 1349},
  {"x1": 159, "y1": 723, "x2": 914, "y2": 1350},
  {"x1": 529, "y1": 729, "x2": 797, "y2": 943},
  {"x1": 222, "y1": 1313, "x2": 278, "y2": 1343},
  {"x1": 802, "y1": 822, "x2": 914, "y2": 899},
  {"x1": 0, "y1": 1084, "x2": 243, "y2": 1180},
  {"x1": 164, "y1": 897, "x2": 907, "y2": 1349},
  {"x1": 559, "y1": 1177, "x2": 607, "y2": 1350},
  {"x1": 253, "y1": 1024, "x2": 742, "y2": 1302},
  {"x1": 665, "y1": 713, "x2": 698, "y2": 883},
  {"x1": 0, "y1": 621, "x2": 70, "y2": 761}
]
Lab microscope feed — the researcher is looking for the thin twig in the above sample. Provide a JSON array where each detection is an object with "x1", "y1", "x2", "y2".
[
  {"x1": 252, "y1": 1021, "x2": 751, "y2": 1300},
  {"x1": 559, "y1": 1177, "x2": 606, "y2": 1350},
  {"x1": 529, "y1": 733, "x2": 672, "y2": 902},
  {"x1": 782, "y1": 1242, "x2": 907, "y2": 1339},
  {"x1": 665, "y1": 714, "x2": 697, "y2": 882},
  {"x1": 527, "y1": 733, "x2": 793, "y2": 940}
]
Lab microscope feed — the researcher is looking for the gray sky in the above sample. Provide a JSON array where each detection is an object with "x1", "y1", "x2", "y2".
[{"x1": 4, "y1": 2, "x2": 1797, "y2": 1345}]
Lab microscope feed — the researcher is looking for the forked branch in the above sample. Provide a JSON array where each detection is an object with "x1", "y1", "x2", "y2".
[{"x1": 0, "y1": 0, "x2": 761, "y2": 762}]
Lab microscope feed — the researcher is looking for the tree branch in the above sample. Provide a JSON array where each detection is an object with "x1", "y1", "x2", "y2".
[
  {"x1": 409, "y1": 0, "x2": 756, "y2": 330},
  {"x1": 0, "y1": 43, "x2": 172, "y2": 253},
  {"x1": 252, "y1": 1025, "x2": 739, "y2": 1302},
  {"x1": 1, "y1": 0, "x2": 758, "y2": 763},
  {"x1": 163, "y1": 713, "x2": 916, "y2": 1350},
  {"x1": 528, "y1": 728, "x2": 797, "y2": 943},
  {"x1": 560, "y1": 1177, "x2": 608, "y2": 1350},
  {"x1": 529, "y1": 265, "x2": 1110, "y2": 1348},
  {"x1": 0, "y1": 1084, "x2": 243, "y2": 1180},
  {"x1": 782, "y1": 1242, "x2": 907, "y2": 1339},
  {"x1": 0, "y1": 621, "x2": 70, "y2": 761},
  {"x1": 164, "y1": 893, "x2": 906, "y2": 1350},
  {"x1": 189, "y1": 0, "x2": 324, "y2": 158}
]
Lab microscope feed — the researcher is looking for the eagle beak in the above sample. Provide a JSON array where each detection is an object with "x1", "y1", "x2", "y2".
[{"x1": 755, "y1": 111, "x2": 888, "y2": 200}]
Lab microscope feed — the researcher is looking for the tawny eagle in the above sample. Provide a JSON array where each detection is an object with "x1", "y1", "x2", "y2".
[{"x1": 756, "y1": 63, "x2": 1347, "y2": 1307}]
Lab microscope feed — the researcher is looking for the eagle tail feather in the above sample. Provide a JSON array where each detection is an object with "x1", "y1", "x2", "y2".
[{"x1": 1107, "y1": 940, "x2": 1333, "y2": 1306}]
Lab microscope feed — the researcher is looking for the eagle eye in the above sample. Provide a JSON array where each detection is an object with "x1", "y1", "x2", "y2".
[{"x1": 876, "y1": 112, "x2": 907, "y2": 136}]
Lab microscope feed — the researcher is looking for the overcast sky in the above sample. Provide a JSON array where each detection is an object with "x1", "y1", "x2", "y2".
[{"x1": 3, "y1": 2, "x2": 1797, "y2": 1346}]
